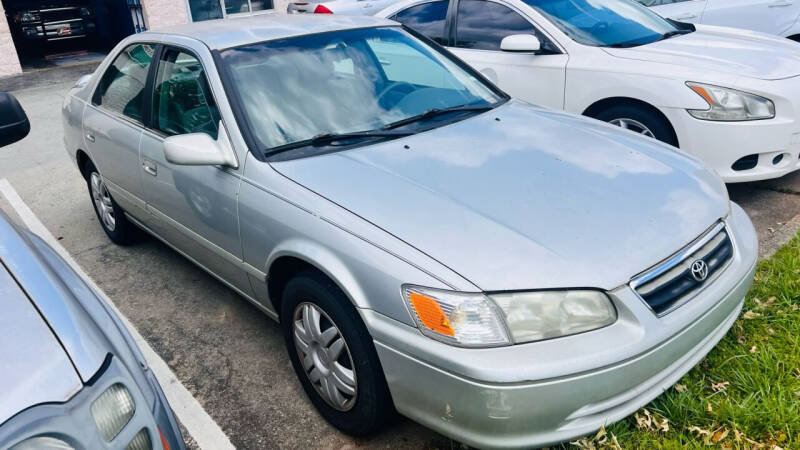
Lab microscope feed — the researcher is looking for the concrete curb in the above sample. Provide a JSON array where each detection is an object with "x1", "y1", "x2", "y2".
[{"x1": 758, "y1": 214, "x2": 800, "y2": 260}]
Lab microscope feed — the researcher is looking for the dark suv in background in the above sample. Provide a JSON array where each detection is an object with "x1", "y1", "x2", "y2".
[{"x1": 5, "y1": 0, "x2": 96, "y2": 45}]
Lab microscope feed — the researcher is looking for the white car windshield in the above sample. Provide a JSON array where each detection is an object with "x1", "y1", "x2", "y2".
[
  {"x1": 220, "y1": 27, "x2": 504, "y2": 154},
  {"x1": 524, "y1": 0, "x2": 689, "y2": 47}
]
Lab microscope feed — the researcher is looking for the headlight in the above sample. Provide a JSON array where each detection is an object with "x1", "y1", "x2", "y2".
[
  {"x1": 20, "y1": 12, "x2": 39, "y2": 22},
  {"x1": 91, "y1": 384, "x2": 136, "y2": 441},
  {"x1": 402, "y1": 286, "x2": 617, "y2": 346},
  {"x1": 125, "y1": 429, "x2": 152, "y2": 450},
  {"x1": 687, "y1": 82, "x2": 774, "y2": 121},
  {"x1": 11, "y1": 437, "x2": 74, "y2": 450},
  {"x1": 491, "y1": 290, "x2": 617, "y2": 344},
  {"x1": 402, "y1": 285, "x2": 510, "y2": 347}
]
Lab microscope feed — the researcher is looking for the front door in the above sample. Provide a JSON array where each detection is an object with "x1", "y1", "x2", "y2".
[
  {"x1": 138, "y1": 46, "x2": 252, "y2": 296},
  {"x1": 644, "y1": 0, "x2": 707, "y2": 23},
  {"x1": 446, "y1": 0, "x2": 568, "y2": 110},
  {"x1": 701, "y1": 0, "x2": 800, "y2": 35}
]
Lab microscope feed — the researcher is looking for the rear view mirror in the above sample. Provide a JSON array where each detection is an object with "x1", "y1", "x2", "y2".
[
  {"x1": 500, "y1": 34, "x2": 542, "y2": 53},
  {"x1": 163, "y1": 123, "x2": 238, "y2": 169},
  {"x1": 0, "y1": 92, "x2": 30, "y2": 147}
]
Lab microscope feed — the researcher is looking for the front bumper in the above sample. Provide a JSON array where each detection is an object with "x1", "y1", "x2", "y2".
[
  {"x1": 663, "y1": 77, "x2": 800, "y2": 183},
  {"x1": 0, "y1": 357, "x2": 184, "y2": 450},
  {"x1": 365, "y1": 204, "x2": 757, "y2": 449}
]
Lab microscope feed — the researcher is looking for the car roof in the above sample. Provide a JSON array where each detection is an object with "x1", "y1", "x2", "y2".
[{"x1": 142, "y1": 12, "x2": 399, "y2": 50}]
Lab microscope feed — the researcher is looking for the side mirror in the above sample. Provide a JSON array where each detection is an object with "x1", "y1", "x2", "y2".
[
  {"x1": 163, "y1": 124, "x2": 238, "y2": 168},
  {"x1": 0, "y1": 92, "x2": 30, "y2": 147},
  {"x1": 500, "y1": 34, "x2": 541, "y2": 53}
]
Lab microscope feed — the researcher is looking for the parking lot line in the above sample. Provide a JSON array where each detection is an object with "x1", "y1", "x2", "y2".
[{"x1": 0, "y1": 178, "x2": 235, "y2": 450}]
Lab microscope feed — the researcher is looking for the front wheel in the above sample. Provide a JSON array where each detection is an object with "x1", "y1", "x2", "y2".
[
  {"x1": 85, "y1": 162, "x2": 136, "y2": 245},
  {"x1": 592, "y1": 104, "x2": 679, "y2": 147},
  {"x1": 281, "y1": 270, "x2": 392, "y2": 436}
]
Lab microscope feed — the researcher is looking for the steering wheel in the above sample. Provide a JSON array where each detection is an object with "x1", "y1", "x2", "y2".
[{"x1": 377, "y1": 81, "x2": 415, "y2": 107}]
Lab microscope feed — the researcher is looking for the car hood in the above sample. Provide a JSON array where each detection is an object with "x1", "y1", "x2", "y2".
[
  {"x1": 603, "y1": 25, "x2": 800, "y2": 80},
  {"x1": 271, "y1": 101, "x2": 729, "y2": 291},
  {"x1": 0, "y1": 263, "x2": 81, "y2": 425}
]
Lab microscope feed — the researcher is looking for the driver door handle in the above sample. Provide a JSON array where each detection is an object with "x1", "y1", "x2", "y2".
[
  {"x1": 675, "y1": 13, "x2": 697, "y2": 20},
  {"x1": 85, "y1": 132, "x2": 95, "y2": 143},
  {"x1": 769, "y1": 0, "x2": 792, "y2": 6},
  {"x1": 142, "y1": 158, "x2": 157, "y2": 176}
]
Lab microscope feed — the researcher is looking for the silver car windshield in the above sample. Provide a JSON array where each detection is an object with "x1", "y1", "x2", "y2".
[{"x1": 219, "y1": 27, "x2": 503, "y2": 153}]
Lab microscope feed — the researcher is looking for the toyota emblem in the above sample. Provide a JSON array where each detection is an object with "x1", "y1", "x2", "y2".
[{"x1": 690, "y1": 259, "x2": 709, "y2": 282}]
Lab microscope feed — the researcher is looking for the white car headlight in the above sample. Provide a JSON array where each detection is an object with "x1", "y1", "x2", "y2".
[
  {"x1": 402, "y1": 285, "x2": 511, "y2": 347},
  {"x1": 687, "y1": 82, "x2": 774, "y2": 121},
  {"x1": 491, "y1": 290, "x2": 616, "y2": 344},
  {"x1": 91, "y1": 384, "x2": 136, "y2": 441}
]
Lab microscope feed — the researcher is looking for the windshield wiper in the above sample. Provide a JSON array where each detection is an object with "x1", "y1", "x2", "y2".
[
  {"x1": 607, "y1": 29, "x2": 693, "y2": 48},
  {"x1": 264, "y1": 130, "x2": 412, "y2": 157},
  {"x1": 382, "y1": 104, "x2": 494, "y2": 130}
]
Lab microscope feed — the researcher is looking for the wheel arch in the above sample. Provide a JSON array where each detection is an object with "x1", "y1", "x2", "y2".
[
  {"x1": 75, "y1": 149, "x2": 93, "y2": 180},
  {"x1": 265, "y1": 244, "x2": 369, "y2": 322},
  {"x1": 581, "y1": 96, "x2": 680, "y2": 147}
]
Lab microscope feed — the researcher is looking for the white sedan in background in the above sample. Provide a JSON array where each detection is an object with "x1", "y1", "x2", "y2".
[
  {"x1": 640, "y1": 0, "x2": 800, "y2": 40},
  {"x1": 378, "y1": 0, "x2": 800, "y2": 182}
]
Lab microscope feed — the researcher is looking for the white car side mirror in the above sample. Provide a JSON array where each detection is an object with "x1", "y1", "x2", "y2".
[
  {"x1": 163, "y1": 122, "x2": 238, "y2": 169},
  {"x1": 500, "y1": 34, "x2": 541, "y2": 53}
]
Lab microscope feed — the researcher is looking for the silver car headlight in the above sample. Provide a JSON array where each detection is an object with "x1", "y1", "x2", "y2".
[
  {"x1": 687, "y1": 82, "x2": 774, "y2": 121},
  {"x1": 491, "y1": 290, "x2": 617, "y2": 344},
  {"x1": 91, "y1": 384, "x2": 136, "y2": 441},
  {"x1": 402, "y1": 285, "x2": 511, "y2": 347}
]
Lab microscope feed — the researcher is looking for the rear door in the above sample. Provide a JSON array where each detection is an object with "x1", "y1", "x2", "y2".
[
  {"x1": 701, "y1": 0, "x2": 800, "y2": 35},
  {"x1": 82, "y1": 43, "x2": 155, "y2": 219},
  {"x1": 447, "y1": 0, "x2": 567, "y2": 110},
  {"x1": 640, "y1": 0, "x2": 707, "y2": 23}
]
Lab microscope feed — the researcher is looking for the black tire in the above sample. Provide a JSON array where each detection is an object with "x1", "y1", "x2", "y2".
[
  {"x1": 281, "y1": 270, "x2": 392, "y2": 436},
  {"x1": 591, "y1": 104, "x2": 679, "y2": 147},
  {"x1": 85, "y1": 161, "x2": 136, "y2": 246}
]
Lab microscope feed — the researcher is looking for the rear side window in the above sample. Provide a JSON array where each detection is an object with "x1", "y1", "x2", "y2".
[
  {"x1": 392, "y1": 1, "x2": 449, "y2": 45},
  {"x1": 455, "y1": 0, "x2": 538, "y2": 50},
  {"x1": 92, "y1": 43, "x2": 155, "y2": 122},
  {"x1": 152, "y1": 48, "x2": 220, "y2": 139}
]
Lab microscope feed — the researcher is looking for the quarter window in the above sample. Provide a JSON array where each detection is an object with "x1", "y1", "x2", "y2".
[
  {"x1": 392, "y1": 1, "x2": 449, "y2": 45},
  {"x1": 93, "y1": 43, "x2": 155, "y2": 122},
  {"x1": 455, "y1": 0, "x2": 550, "y2": 51},
  {"x1": 152, "y1": 48, "x2": 220, "y2": 139}
]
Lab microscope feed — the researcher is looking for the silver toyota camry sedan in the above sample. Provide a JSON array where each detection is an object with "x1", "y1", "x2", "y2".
[{"x1": 62, "y1": 14, "x2": 758, "y2": 449}]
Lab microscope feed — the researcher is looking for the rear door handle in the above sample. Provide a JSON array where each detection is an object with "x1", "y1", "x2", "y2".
[
  {"x1": 142, "y1": 158, "x2": 157, "y2": 176},
  {"x1": 85, "y1": 132, "x2": 95, "y2": 143}
]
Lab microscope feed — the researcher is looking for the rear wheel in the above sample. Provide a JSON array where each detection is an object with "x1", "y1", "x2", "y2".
[
  {"x1": 592, "y1": 104, "x2": 679, "y2": 147},
  {"x1": 85, "y1": 162, "x2": 136, "y2": 245},
  {"x1": 281, "y1": 270, "x2": 392, "y2": 436}
]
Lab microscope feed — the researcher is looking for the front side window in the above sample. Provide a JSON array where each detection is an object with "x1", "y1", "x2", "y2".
[
  {"x1": 93, "y1": 43, "x2": 155, "y2": 122},
  {"x1": 455, "y1": 0, "x2": 541, "y2": 51},
  {"x1": 152, "y1": 48, "x2": 220, "y2": 139},
  {"x1": 220, "y1": 27, "x2": 503, "y2": 155},
  {"x1": 523, "y1": 0, "x2": 685, "y2": 47},
  {"x1": 392, "y1": 1, "x2": 449, "y2": 45}
]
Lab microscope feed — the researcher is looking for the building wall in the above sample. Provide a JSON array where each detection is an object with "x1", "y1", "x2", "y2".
[
  {"x1": 142, "y1": 0, "x2": 191, "y2": 30},
  {"x1": 0, "y1": 3, "x2": 22, "y2": 77}
]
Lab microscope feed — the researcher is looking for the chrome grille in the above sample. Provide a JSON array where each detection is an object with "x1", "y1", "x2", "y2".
[{"x1": 631, "y1": 222, "x2": 732, "y2": 316}]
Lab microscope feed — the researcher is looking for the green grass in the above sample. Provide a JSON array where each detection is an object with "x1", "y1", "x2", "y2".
[{"x1": 570, "y1": 233, "x2": 800, "y2": 450}]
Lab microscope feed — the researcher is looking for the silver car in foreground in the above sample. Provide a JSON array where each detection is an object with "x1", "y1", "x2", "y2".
[
  {"x1": 62, "y1": 14, "x2": 758, "y2": 448},
  {"x1": 0, "y1": 93, "x2": 184, "y2": 450}
]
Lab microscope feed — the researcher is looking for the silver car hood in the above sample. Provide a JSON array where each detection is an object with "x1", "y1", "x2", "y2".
[
  {"x1": 273, "y1": 101, "x2": 729, "y2": 291},
  {"x1": 0, "y1": 264, "x2": 81, "y2": 425}
]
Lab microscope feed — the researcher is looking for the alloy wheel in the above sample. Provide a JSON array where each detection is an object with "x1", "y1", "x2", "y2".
[
  {"x1": 293, "y1": 302, "x2": 357, "y2": 411},
  {"x1": 609, "y1": 118, "x2": 655, "y2": 138},
  {"x1": 90, "y1": 172, "x2": 116, "y2": 232}
]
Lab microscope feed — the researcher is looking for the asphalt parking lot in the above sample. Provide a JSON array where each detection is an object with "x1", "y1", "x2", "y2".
[{"x1": 2, "y1": 78, "x2": 799, "y2": 449}]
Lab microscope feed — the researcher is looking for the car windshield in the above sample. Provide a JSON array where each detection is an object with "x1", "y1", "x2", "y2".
[
  {"x1": 523, "y1": 0, "x2": 685, "y2": 47},
  {"x1": 219, "y1": 27, "x2": 504, "y2": 154}
]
